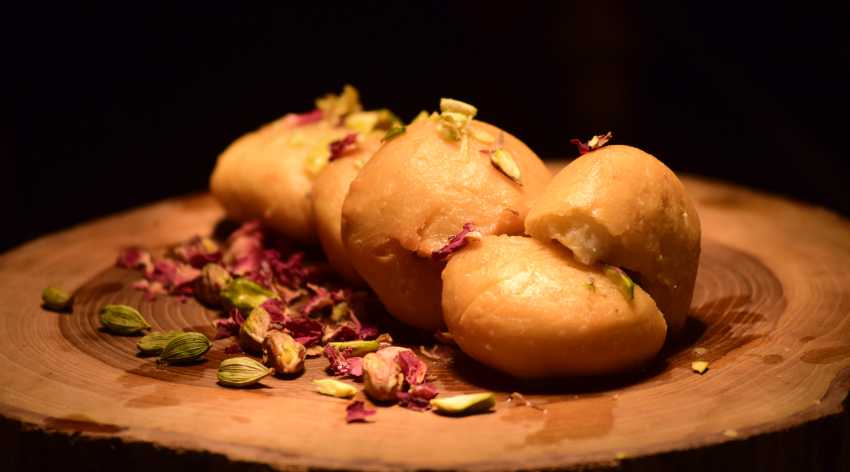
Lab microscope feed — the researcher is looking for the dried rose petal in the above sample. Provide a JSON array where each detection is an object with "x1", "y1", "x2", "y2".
[
  {"x1": 323, "y1": 323, "x2": 360, "y2": 343},
  {"x1": 346, "y1": 356, "x2": 364, "y2": 378},
  {"x1": 398, "y1": 350, "x2": 428, "y2": 385},
  {"x1": 345, "y1": 400, "x2": 376, "y2": 423},
  {"x1": 358, "y1": 324, "x2": 379, "y2": 340},
  {"x1": 329, "y1": 133, "x2": 358, "y2": 161},
  {"x1": 116, "y1": 247, "x2": 154, "y2": 276},
  {"x1": 569, "y1": 138, "x2": 590, "y2": 155},
  {"x1": 324, "y1": 345, "x2": 353, "y2": 376},
  {"x1": 215, "y1": 308, "x2": 246, "y2": 340},
  {"x1": 398, "y1": 382, "x2": 439, "y2": 411},
  {"x1": 285, "y1": 316, "x2": 323, "y2": 347},
  {"x1": 261, "y1": 299, "x2": 289, "y2": 324},
  {"x1": 131, "y1": 279, "x2": 167, "y2": 301},
  {"x1": 150, "y1": 259, "x2": 202, "y2": 294},
  {"x1": 223, "y1": 221, "x2": 265, "y2": 276},
  {"x1": 295, "y1": 109, "x2": 324, "y2": 126},
  {"x1": 570, "y1": 131, "x2": 613, "y2": 155},
  {"x1": 172, "y1": 236, "x2": 222, "y2": 268},
  {"x1": 431, "y1": 223, "x2": 482, "y2": 261}
]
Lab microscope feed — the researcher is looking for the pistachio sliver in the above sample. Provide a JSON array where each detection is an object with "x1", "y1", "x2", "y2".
[
  {"x1": 691, "y1": 361, "x2": 710, "y2": 374},
  {"x1": 100, "y1": 304, "x2": 151, "y2": 335},
  {"x1": 490, "y1": 148, "x2": 522, "y2": 185},
  {"x1": 313, "y1": 378, "x2": 358, "y2": 398},
  {"x1": 328, "y1": 339, "x2": 380, "y2": 357},
  {"x1": 382, "y1": 125, "x2": 406, "y2": 142},
  {"x1": 439, "y1": 98, "x2": 478, "y2": 119},
  {"x1": 436, "y1": 122, "x2": 461, "y2": 142},
  {"x1": 137, "y1": 330, "x2": 183, "y2": 355},
  {"x1": 42, "y1": 286, "x2": 72, "y2": 311},
  {"x1": 430, "y1": 392, "x2": 496, "y2": 415},
  {"x1": 469, "y1": 128, "x2": 496, "y2": 144},
  {"x1": 159, "y1": 332, "x2": 212, "y2": 364},
  {"x1": 220, "y1": 278, "x2": 277, "y2": 312},
  {"x1": 344, "y1": 111, "x2": 380, "y2": 134},
  {"x1": 603, "y1": 265, "x2": 635, "y2": 301},
  {"x1": 218, "y1": 357, "x2": 274, "y2": 387}
]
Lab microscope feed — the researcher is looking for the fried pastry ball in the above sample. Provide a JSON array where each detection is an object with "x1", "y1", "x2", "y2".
[
  {"x1": 525, "y1": 144, "x2": 700, "y2": 335},
  {"x1": 311, "y1": 134, "x2": 383, "y2": 284},
  {"x1": 442, "y1": 235, "x2": 667, "y2": 378},
  {"x1": 210, "y1": 85, "x2": 389, "y2": 244},
  {"x1": 342, "y1": 102, "x2": 551, "y2": 331}
]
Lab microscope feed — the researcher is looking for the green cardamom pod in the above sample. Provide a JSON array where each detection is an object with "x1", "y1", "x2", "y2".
[
  {"x1": 100, "y1": 304, "x2": 151, "y2": 335},
  {"x1": 159, "y1": 332, "x2": 212, "y2": 364},
  {"x1": 137, "y1": 330, "x2": 183, "y2": 355},
  {"x1": 217, "y1": 356, "x2": 274, "y2": 387},
  {"x1": 239, "y1": 306, "x2": 271, "y2": 354},
  {"x1": 220, "y1": 278, "x2": 277, "y2": 312},
  {"x1": 42, "y1": 286, "x2": 72, "y2": 311},
  {"x1": 430, "y1": 392, "x2": 496, "y2": 415}
]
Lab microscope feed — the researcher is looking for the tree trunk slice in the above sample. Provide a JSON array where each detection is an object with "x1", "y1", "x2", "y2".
[{"x1": 1, "y1": 174, "x2": 849, "y2": 471}]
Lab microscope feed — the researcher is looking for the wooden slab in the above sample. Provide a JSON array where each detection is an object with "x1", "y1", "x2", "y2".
[{"x1": 1, "y1": 176, "x2": 850, "y2": 471}]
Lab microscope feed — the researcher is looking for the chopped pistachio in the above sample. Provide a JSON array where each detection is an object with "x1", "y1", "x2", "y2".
[
  {"x1": 382, "y1": 125, "x2": 406, "y2": 142},
  {"x1": 412, "y1": 110, "x2": 430, "y2": 124},
  {"x1": 239, "y1": 306, "x2": 271, "y2": 354},
  {"x1": 470, "y1": 128, "x2": 495, "y2": 144},
  {"x1": 329, "y1": 339, "x2": 380, "y2": 357},
  {"x1": 430, "y1": 392, "x2": 496, "y2": 415},
  {"x1": 315, "y1": 84, "x2": 362, "y2": 122},
  {"x1": 137, "y1": 330, "x2": 183, "y2": 355},
  {"x1": 218, "y1": 356, "x2": 274, "y2": 387},
  {"x1": 329, "y1": 302, "x2": 350, "y2": 322},
  {"x1": 585, "y1": 277, "x2": 596, "y2": 292},
  {"x1": 42, "y1": 286, "x2": 72, "y2": 311},
  {"x1": 220, "y1": 278, "x2": 277, "y2": 312},
  {"x1": 439, "y1": 98, "x2": 478, "y2": 119},
  {"x1": 691, "y1": 360, "x2": 710, "y2": 374},
  {"x1": 603, "y1": 265, "x2": 635, "y2": 301},
  {"x1": 263, "y1": 331, "x2": 305, "y2": 375},
  {"x1": 313, "y1": 378, "x2": 358, "y2": 398},
  {"x1": 490, "y1": 148, "x2": 522, "y2": 184},
  {"x1": 195, "y1": 263, "x2": 232, "y2": 307},
  {"x1": 436, "y1": 122, "x2": 461, "y2": 142},
  {"x1": 344, "y1": 111, "x2": 380, "y2": 134},
  {"x1": 100, "y1": 304, "x2": 151, "y2": 335},
  {"x1": 287, "y1": 131, "x2": 306, "y2": 147},
  {"x1": 304, "y1": 140, "x2": 333, "y2": 176},
  {"x1": 159, "y1": 332, "x2": 212, "y2": 364},
  {"x1": 440, "y1": 111, "x2": 471, "y2": 128},
  {"x1": 587, "y1": 131, "x2": 613, "y2": 149},
  {"x1": 362, "y1": 352, "x2": 403, "y2": 402}
]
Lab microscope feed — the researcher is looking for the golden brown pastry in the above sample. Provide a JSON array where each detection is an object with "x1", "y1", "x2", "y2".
[
  {"x1": 341, "y1": 100, "x2": 551, "y2": 331},
  {"x1": 525, "y1": 144, "x2": 700, "y2": 335},
  {"x1": 442, "y1": 235, "x2": 667, "y2": 378},
  {"x1": 311, "y1": 133, "x2": 383, "y2": 284},
  {"x1": 210, "y1": 85, "x2": 393, "y2": 244}
]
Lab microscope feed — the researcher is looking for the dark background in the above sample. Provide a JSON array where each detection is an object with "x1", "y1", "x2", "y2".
[{"x1": 4, "y1": 2, "x2": 849, "y2": 252}]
